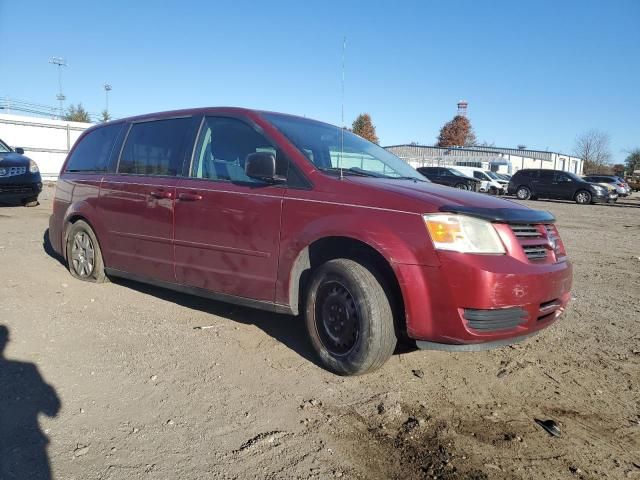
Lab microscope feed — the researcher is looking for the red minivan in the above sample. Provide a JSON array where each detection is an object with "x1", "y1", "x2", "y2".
[{"x1": 49, "y1": 108, "x2": 572, "y2": 375}]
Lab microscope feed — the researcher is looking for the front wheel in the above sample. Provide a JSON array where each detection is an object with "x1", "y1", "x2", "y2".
[
  {"x1": 575, "y1": 190, "x2": 592, "y2": 205},
  {"x1": 22, "y1": 196, "x2": 39, "y2": 207},
  {"x1": 516, "y1": 186, "x2": 532, "y2": 200},
  {"x1": 66, "y1": 220, "x2": 109, "y2": 283},
  {"x1": 454, "y1": 183, "x2": 467, "y2": 190},
  {"x1": 304, "y1": 259, "x2": 397, "y2": 375}
]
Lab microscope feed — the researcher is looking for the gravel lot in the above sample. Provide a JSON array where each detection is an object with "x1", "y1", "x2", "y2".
[{"x1": 1, "y1": 184, "x2": 639, "y2": 480}]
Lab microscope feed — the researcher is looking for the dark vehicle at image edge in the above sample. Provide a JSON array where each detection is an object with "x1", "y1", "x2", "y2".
[
  {"x1": 416, "y1": 166, "x2": 481, "y2": 191},
  {"x1": 0, "y1": 138, "x2": 42, "y2": 206},
  {"x1": 508, "y1": 169, "x2": 611, "y2": 204},
  {"x1": 49, "y1": 108, "x2": 573, "y2": 375}
]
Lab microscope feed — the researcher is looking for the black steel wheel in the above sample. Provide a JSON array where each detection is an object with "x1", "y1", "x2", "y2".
[
  {"x1": 315, "y1": 281, "x2": 360, "y2": 355},
  {"x1": 305, "y1": 258, "x2": 397, "y2": 375}
]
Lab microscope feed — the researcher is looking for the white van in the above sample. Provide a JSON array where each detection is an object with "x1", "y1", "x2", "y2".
[{"x1": 453, "y1": 166, "x2": 506, "y2": 194}]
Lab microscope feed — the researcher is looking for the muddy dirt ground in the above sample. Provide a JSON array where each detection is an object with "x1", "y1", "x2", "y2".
[{"x1": 1, "y1": 184, "x2": 639, "y2": 480}]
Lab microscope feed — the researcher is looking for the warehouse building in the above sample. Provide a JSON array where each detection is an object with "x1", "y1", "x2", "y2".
[
  {"x1": 384, "y1": 144, "x2": 584, "y2": 175},
  {"x1": 0, "y1": 113, "x2": 91, "y2": 179}
]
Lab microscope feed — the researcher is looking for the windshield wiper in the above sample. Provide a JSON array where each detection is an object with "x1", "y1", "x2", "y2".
[
  {"x1": 320, "y1": 167, "x2": 387, "y2": 178},
  {"x1": 387, "y1": 176, "x2": 427, "y2": 182}
]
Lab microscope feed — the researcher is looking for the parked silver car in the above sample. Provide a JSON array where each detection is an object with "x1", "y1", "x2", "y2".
[{"x1": 583, "y1": 175, "x2": 631, "y2": 196}]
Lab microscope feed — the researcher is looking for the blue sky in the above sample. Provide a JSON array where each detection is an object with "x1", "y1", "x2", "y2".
[{"x1": 1, "y1": 0, "x2": 638, "y2": 162}]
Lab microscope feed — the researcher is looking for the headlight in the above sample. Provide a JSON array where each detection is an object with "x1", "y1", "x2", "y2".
[
  {"x1": 29, "y1": 159, "x2": 39, "y2": 173},
  {"x1": 423, "y1": 214, "x2": 506, "y2": 254}
]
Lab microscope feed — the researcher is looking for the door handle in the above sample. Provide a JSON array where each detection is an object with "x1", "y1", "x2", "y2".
[
  {"x1": 178, "y1": 192, "x2": 203, "y2": 201},
  {"x1": 149, "y1": 190, "x2": 173, "y2": 199}
]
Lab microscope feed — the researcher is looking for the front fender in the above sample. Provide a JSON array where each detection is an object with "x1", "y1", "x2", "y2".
[{"x1": 275, "y1": 198, "x2": 440, "y2": 308}]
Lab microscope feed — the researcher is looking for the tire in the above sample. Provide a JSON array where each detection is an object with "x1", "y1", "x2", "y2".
[
  {"x1": 454, "y1": 183, "x2": 467, "y2": 190},
  {"x1": 22, "y1": 197, "x2": 39, "y2": 207},
  {"x1": 574, "y1": 190, "x2": 592, "y2": 205},
  {"x1": 304, "y1": 258, "x2": 397, "y2": 375},
  {"x1": 516, "y1": 186, "x2": 531, "y2": 200},
  {"x1": 66, "y1": 220, "x2": 108, "y2": 283}
]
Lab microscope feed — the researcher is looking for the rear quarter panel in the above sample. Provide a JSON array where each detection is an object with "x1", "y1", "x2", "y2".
[{"x1": 50, "y1": 174, "x2": 104, "y2": 259}]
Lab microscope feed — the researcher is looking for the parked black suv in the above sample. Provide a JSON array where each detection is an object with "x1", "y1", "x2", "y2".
[
  {"x1": 416, "y1": 166, "x2": 481, "y2": 191},
  {"x1": 507, "y1": 169, "x2": 611, "y2": 204},
  {"x1": 0, "y1": 138, "x2": 42, "y2": 206}
]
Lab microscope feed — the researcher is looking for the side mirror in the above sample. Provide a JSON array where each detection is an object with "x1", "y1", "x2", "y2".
[
  {"x1": 245, "y1": 152, "x2": 284, "y2": 183},
  {"x1": 15, "y1": 147, "x2": 24, "y2": 155}
]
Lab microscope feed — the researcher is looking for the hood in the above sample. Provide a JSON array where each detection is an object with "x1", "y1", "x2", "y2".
[
  {"x1": 0, "y1": 152, "x2": 32, "y2": 167},
  {"x1": 340, "y1": 176, "x2": 533, "y2": 214}
]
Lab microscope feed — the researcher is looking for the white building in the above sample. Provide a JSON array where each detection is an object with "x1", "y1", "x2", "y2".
[
  {"x1": 0, "y1": 113, "x2": 92, "y2": 179},
  {"x1": 385, "y1": 144, "x2": 583, "y2": 175}
]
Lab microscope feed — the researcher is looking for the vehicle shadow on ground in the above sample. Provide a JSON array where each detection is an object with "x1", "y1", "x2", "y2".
[
  {"x1": 114, "y1": 278, "x2": 330, "y2": 369},
  {"x1": 0, "y1": 325, "x2": 60, "y2": 480},
  {"x1": 43, "y1": 229, "x2": 65, "y2": 267},
  {"x1": 115, "y1": 276, "x2": 416, "y2": 370},
  {"x1": 41, "y1": 229, "x2": 415, "y2": 368}
]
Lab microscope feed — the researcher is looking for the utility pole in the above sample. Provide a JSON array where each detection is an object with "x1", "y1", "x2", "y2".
[
  {"x1": 49, "y1": 56, "x2": 67, "y2": 119},
  {"x1": 104, "y1": 83, "x2": 112, "y2": 114}
]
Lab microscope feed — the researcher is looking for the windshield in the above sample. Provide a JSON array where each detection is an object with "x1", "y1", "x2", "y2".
[
  {"x1": 485, "y1": 171, "x2": 500, "y2": 180},
  {"x1": 0, "y1": 139, "x2": 11, "y2": 153},
  {"x1": 448, "y1": 168, "x2": 468, "y2": 177},
  {"x1": 262, "y1": 113, "x2": 424, "y2": 180},
  {"x1": 563, "y1": 172, "x2": 583, "y2": 181}
]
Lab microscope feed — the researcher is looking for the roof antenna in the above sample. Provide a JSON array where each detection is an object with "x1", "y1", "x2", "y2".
[{"x1": 340, "y1": 36, "x2": 346, "y2": 180}]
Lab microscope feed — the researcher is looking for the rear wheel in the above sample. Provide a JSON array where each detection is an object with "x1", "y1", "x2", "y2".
[
  {"x1": 516, "y1": 186, "x2": 532, "y2": 200},
  {"x1": 575, "y1": 190, "x2": 592, "y2": 205},
  {"x1": 304, "y1": 258, "x2": 397, "y2": 375},
  {"x1": 66, "y1": 220, "x2": 108, "y2": 283}
]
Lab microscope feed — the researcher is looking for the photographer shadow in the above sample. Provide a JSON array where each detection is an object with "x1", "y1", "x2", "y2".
[{"x1": 0, "y1": 325, "x2": 60, "y2": 480}]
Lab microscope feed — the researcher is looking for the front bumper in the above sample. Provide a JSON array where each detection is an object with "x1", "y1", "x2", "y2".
[
  {"x1": 0, "y1": 178, "x2": 42, "y2": 201},
  {"x1": 395, "y1": 253, "x2": 572, "y2": 348},
  {"x1": 591, "y1": 191, "x2": 611, "y2": 203}
]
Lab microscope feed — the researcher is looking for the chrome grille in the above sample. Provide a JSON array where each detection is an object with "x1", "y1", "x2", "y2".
[
  {"x1": 522, "y1": 245, "x2": 548, "y2": 260},
  {"x1": 0, "y1": 166, "x2": 27, "y2": 177},
  {"x1": 510, "y1": 224, "x2": 542, "y2": 238},
  {"x1": 510, "y1": 223, "x2": 555, "y2": 262}
]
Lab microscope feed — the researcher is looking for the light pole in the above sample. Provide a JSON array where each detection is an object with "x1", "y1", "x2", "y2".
[
  {"x1": 49, "y1": 57, "x2": 67, "y2": 119},
  {"x1": 104, "y1": 83, "x2": 112, "y2": 116}
]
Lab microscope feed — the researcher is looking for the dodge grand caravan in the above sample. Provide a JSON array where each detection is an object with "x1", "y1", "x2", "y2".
[{"x1": 49, "y1": 108, "x2": 573, "y2": 375}]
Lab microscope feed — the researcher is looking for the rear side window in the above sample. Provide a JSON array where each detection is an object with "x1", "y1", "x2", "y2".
[
  {"x1": 118, "y1": 118, "x2": 191, "y2": 176},
  {"x1": 539, "y1": 170, "x2": 555, "y2": 180},
  {"x1": 65, "y1": 124, "x2": 122, "y2": 173},
  {"x1": 517, "y1": 170, "x2": 538, "y2": 179}
]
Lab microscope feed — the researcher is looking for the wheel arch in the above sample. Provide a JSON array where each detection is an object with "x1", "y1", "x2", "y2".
[
  {"x1": 287, "y1": 235, "x2": 407, "y2": 337},
  {"x1": 62, "y1": 213, "x2": 102, "y2": 262}
]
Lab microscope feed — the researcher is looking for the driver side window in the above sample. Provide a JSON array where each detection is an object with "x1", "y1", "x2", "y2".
[{"x1": 191, "y1": 117, "x2": 288, "y2": 183}]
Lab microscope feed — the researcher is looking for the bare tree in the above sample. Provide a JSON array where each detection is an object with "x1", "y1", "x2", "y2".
[{"x1": 574, "y1": 130, "x2": 612, "y2": 174}]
